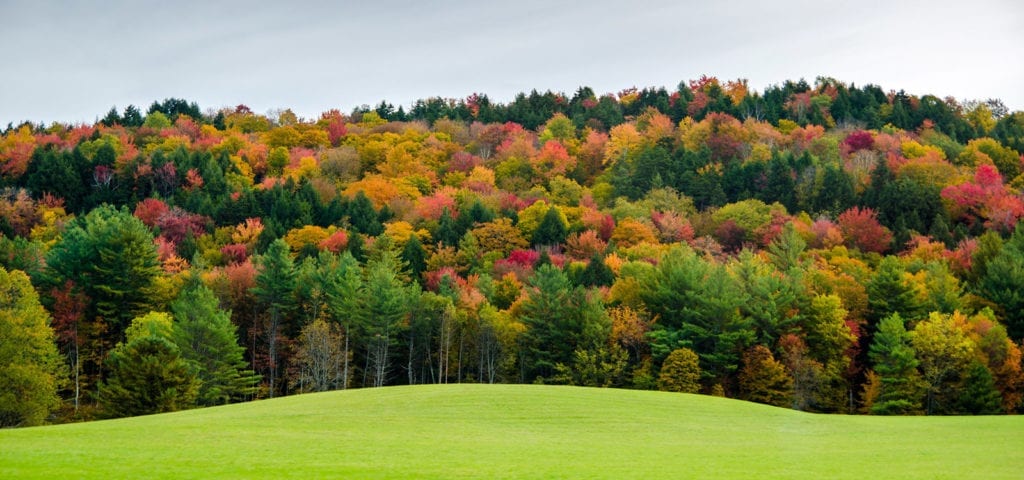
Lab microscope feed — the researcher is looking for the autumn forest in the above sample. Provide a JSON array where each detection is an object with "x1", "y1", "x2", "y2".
[{"x1": 3, "y1": 76, "x2": 1024, "y2": 427}]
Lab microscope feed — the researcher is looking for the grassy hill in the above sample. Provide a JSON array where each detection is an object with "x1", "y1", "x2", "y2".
[{"x1": 1, "y1": 384, "x2": 1021, "y2": 479}]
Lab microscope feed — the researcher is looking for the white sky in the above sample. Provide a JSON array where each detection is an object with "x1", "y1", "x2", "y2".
[{"x1": 1, "y1": 0, "x2": 1022, "y2": 126}]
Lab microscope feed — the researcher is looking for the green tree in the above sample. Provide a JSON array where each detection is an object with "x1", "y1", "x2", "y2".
[
  {"x1": 766, "y1": 223, "x2": 807, "y2": 272},
  {"x1": 251, "y1": 238, "x2": 297, "y2": 397},
  {"x1": 401, "y1": 233, "x2": 427, "y2": 282},
  {"x1": 977, "y1": 225, "x2": 1024, "y2": 340},
  {"x1": 267, "y1": 146, "x2": 289, "y2": 176},
  {"x1": 321, "y1": 251, "x2": 363, "y2": 389},
  {"x1": 867, "y1": 257, "x2": 923, "y2": 326},
  {"x1": 142, "y1": 111, "x2": 172, "y2": 129},
  {"x1": 642, "y1": 247, "x2": 753, "y2": 389},
  {"x1": 956, "y1": 361, "x2": 1003, "y2": 415},
  {"x1": 531, "y1": 205, "x2": 568, "y2": 247},
  {"x1": 518, "y1": 264, "x2": 609, "y2": 382},
  {"x1": 360, "y1": 244, "x2": 413, "y2": 387},
  {"x1": 579, "y1": 252, "x2": 614, "y2": 287},
  {"x1": 171, "y1": 282, "x2": 258, "y2": 406},
  {"x1": 45, "y1": 204, "x2": 161, "y2": 339},
  {"x1": 435, "y1": 207, "x2": 460, "y2": 247},
  {"x1": 97, "y1": 331, "x2": 198, "y2": 418},
  {"x1": 552, "y1": 345, "x2": 628, "y2": 387},
  {"x1": 44, "y1": 205, "x2": 160, "y2": 393},
  {"x1": 347, "y1": 191, "x2": 384, "y2": 236},
  {"x1": 0, "y1": 267, "x2": 64, "y2": 427},
  {"x1": 868, "y1": 313, "x2": 923, "y2": 415},
  {"x1": 803, "y1": 294, "x2": 855, "y2": 366},
  {"x1": 657, "y1": 348, "x2": 702, "y2": 393},
  {"x1": 732, "y1": 250, "x2": 801, "y2": 347}
]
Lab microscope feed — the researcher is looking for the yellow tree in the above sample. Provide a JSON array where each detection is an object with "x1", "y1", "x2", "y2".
[
  {"x1": 0, "y1": 267, "x2": 64, "y2": 426},
  {"x1": 911, "y1": 312, "x2": 976, "y2": 414}
]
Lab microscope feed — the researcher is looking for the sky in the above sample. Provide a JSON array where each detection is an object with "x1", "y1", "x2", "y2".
[{"x1": 2, "y1": 0, "x2": 1022, "y2": 126}]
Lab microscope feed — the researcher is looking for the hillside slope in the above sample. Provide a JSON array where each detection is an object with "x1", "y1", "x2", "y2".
[{"x1": 2, "y1": 384, "x2": 1021, "y2": 479}]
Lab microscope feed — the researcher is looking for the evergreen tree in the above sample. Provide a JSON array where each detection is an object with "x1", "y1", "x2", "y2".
[
  {"x1": 868, "y1": 313, "x2": 923, "y2": 415},
  {"x1": 348, "y1": 232, "x2": 366, "y2": 262},
  {"x1": 347, "y1": 191, "x2": 383, "y2": 236},
  {"x1": 251, "y1": 239, "x2": 297, "y2": 397},
  {"x1": 435, "y1": 207, "x2": 460, "y2": 247},
  {"x1": 360, "y1": 246, "x2": 412, "y2": 387},
  {"x1": 928, "y1": 213, "x2": 954, "y2": 248},
  {"x1": 531, "y1": 206, "x2": 568, "y2": 247},
  {"x1": 321, "y1": 251, "x2": 363, "y2": 389},
  {"x1": 401, "y1": 234, "x2": 427, "y2": 282},
  {"x1": 122, "y1": 105, "x2": 144, "y2": 127},
  {"x1": 867, "y1": 257, "x2": 924, "y2": 326},
  {"x1": 44, "y1": 204, "x2": 160, "y2": 395},
  {"x1": 100, "y1": 106, "x2": 121, "y2": 126},
  {"x1": 459, "y1": 199, "x2": 495, "y2": 232},
  {"x1": 579, "y1": 252, "x2": 614, "y2": 287},
  {"x1": 23, "y1": 148, "x2": 88, "y2": 213},
  {"x1": 97, "y1": 333, "x2": 198, "y2": 418},
  {"x1": 519, "y1": 264, "x2": 608, "y2": 382},
  {"x1": 977, "y1": 225, "x2": 1024, "y2": 340},
  {"x1": 956, "y1": 361, "x2": 1003, "y2": 415},
  {"x1": 641, "y1": 247, "x2": 754, "y2": 389},
  {"x1": 171, "y1": 282, "x2": 259, "y2": 406}
]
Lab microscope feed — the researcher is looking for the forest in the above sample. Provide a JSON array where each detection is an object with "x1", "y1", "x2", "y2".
[{"x1": 2, "y1": 76, "x2": 1024, "y2": 427}]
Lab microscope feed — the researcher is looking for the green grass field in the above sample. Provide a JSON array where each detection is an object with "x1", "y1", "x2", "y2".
[{"x1": 1, "y1": 384, "x2": 1020, "y2": 479}]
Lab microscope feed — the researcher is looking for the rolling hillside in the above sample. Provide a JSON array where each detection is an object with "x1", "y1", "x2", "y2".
[{"x1": 2, "y1": 384, "x2": 1021, "y2": 479}]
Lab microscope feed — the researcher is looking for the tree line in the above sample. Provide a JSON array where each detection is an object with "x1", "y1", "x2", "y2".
[{"x1": 2, "y1": 76, "x2": 1024, "y2": 426}]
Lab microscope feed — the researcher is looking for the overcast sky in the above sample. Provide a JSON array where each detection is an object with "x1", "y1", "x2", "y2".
[{"x1": 2, "y1": 0, "x2": 1022, "y2": 125}]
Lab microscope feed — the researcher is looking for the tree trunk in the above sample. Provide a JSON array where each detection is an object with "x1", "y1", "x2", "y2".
[{"x1": 342, "y1": 323, "x2": 349, "y2": 389}]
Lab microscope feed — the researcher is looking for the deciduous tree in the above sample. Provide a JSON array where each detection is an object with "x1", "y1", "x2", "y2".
[
  {"x1": 657, "y1": 348, "x2": 701, "y2": 393},
  {"x1": 0, "y1": 267, "x2": 63, "y2": 427}
]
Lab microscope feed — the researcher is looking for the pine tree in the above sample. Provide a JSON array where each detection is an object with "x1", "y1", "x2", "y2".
[
  {"x1": 401, "y1": 234, "x2": 427, "y2": 282},
  {"x1": 977, "y1": 225, "x2": 1024, "y2": 340},
  {"x1": 347, "y1": 191, "x2": 383, "y2": 236},
  {"x1": 97, "y1": 334, "x2": 198, "y2": 418},
  {"x1": 868, "y1": 313, "x2": 923, "y2": 415},
  {"x1": 360, "y1": 247, "x2": 412, "y2": 387},
  {"x1": 867, "y1": 257, "x2": 923, "y2": 326},
  {"x1": 435, "y1": 207, "x2": 460, "y2": 247},
  {"x1": 251, "y1": 239, "x2": 297, "y2": 397},
  {"x1": 171, "y1": 282, "x2": 259, "y2": 406},
  {"x1": 956, "y1": 361, "x2": 1003, "y2": 415},
  {"x1": 321, "y1": 251, "x2": 363, "y2": 389},
  {"x1": 519, "y1": 264, "x2": 608, "y2": 382}
]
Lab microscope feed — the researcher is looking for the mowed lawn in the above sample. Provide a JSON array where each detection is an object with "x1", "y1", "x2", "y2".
[{"x1": 1, "y1": 384, "x2": 1021, "y2": 479}]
